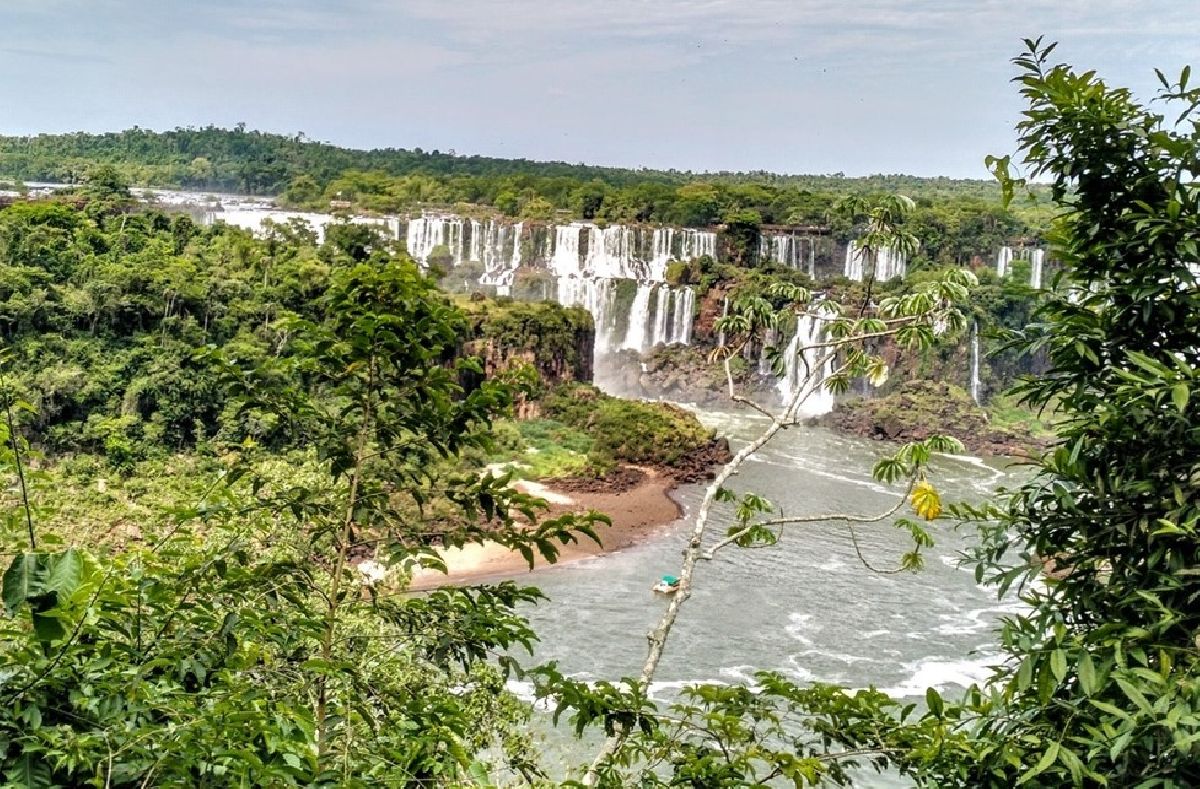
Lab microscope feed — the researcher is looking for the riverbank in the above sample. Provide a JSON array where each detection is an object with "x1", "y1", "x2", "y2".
[{"x1": 408, "y1": 467, "x2": 685, "y2": 589}]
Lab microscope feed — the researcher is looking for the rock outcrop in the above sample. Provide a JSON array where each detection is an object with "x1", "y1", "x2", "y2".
[{"x1": 817, "y1": 380, "x2": 1045, "y2": 456}]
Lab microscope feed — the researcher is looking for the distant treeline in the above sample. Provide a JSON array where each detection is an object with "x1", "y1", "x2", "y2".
[{"x1": 0, "y1": 126, "x2": 1053, "y2": 263}]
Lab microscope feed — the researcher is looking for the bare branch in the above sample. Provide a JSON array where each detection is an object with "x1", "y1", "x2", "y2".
[{"x1": 700, "y1": 478, "x2": 915, "y2": 561}]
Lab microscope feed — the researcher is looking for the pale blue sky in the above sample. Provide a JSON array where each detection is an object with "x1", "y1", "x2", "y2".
[{"x1": 1, "y1": 1, "x2": 1195, "y2": 177}]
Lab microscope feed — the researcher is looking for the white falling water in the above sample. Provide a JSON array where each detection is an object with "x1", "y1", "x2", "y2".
[
  {"x1": 970, "y1": 320, "x2": 982, "y2": 404},
  {"x1": 554, "y1": 278, "x2": 695, "y2": 355},
  {"x1": 1029, "y1": 250, "x2": 1045, "y2": 289},
  {"x1": 760, "y1": 234, "x2": 816, "y2": 276},
  {"x1": 996, "y1": 246, "x2": 1014, "y2": 279},
  {"x1": 205, "y1": 208, "x2": 399, "y2": 245},
  {"x1": 406, "y1": 213, "x2": 469, "y2": 265},
  {"x1": 477, "y1": 220, "x2": 523, "y2": 295},
  {"x1": 623, "y1": 286, "x2": 653, "y2": 352},
  {"x1": 652, "y1": 286, "x2": 672, "y2": 347},
  {"x1": 997, "y1": 246, "x2": 1046, "y2": 289},
  {"x1": 776, "y1": 314, "x2": 835, "y2": 416},
  {"x1": 673, "y1": 287, "x2": 695, "y2": 345},
  {"x1": 844, "y1": 240, "x2": 906, "y2": 282},
  {"x1": 550, "y1": 222, "x2": 700, "y2": 354},
  {"x1": 556, "y1": 277, "x2": 618, "y2": 354}
]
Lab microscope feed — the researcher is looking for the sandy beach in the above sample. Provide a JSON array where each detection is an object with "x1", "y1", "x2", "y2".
[{"x1": 407, "y1": 468, "x2": 684, "y2": 589}]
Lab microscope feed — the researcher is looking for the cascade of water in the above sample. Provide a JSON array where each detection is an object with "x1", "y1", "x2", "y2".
[
  {"x1": 760, "y1": 234, "x2": 811, "y2": 270},
  {"x1": 996, "y1": 246, "x2": 1014, "y2": 278},
  {"x1": 652, "y1": 286, "x2": 672, "y2": 347},
  {"x1": 1029, "y1": 250, "x2": 1044, "y2": 289},
  {"x1": 652, "y1": 228, "x2": 674, "y2": 274},
  {"x1": 970, "y1": 320, "x2": 982, "y2": 404},
  {"x1": 511, "y1": 222, "x2": 523, "y2": 269},
  {"x1": 680, "y1": 229, "x2": 718, "y2": 261},
  {"x1": 557, "y1": 277, "x2": 617, "y2": 354},
  {"x1": 469, "y1": 220, "x2": 484, "y2": 262},
  {"x1": 551, "y1": 225, "x2": 585, "y2": 277},
  {"x1": 997, "y1": 246, "x2": 1047, "y2": 289},
  {"x1": 777, "y1": 315, "x2": 835, "y2": 416},
  {"x1": 674, "y1": 287, "x2": 695, "y2": 344},
  {"x1": 622, "y1": 286, "x2": 654, "y2": 351},
  {"x1": 405, "y1": 213, "x2": 471, "y2": 266},
  {"x1": 844, "y1": 240, "x2": 906, "y2": 282}
]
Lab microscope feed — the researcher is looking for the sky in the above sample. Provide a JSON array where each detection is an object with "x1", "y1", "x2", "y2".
[{"x1": 1, "y1": 1, "x2": 1196, "y2": 178}]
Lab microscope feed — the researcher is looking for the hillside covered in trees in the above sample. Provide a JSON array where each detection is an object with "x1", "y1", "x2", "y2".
[{"x1": 0, "y1": 127, "x2": 1054, "y2": 236}]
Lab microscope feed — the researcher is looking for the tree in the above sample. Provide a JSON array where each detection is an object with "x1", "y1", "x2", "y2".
[
  {"x1": 835, "y1": 193, "x2": 919, "y2": 283},
  {"x1": 0, "y1": 251, "x2": 606, "y2": 784},
  {"x1": 913, "y1": 40, "x2": 1200, "y2": 787}
]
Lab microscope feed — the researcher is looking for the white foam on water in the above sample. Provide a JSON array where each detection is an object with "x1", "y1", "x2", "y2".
[
  {"x1": 718, "y1": 665, "x2": 761, "y2": 684},
  {"x1": 792, "y1": 649, "x2": 879, "y2": 666},
  {"x1": 877, "y1": 653, "x2": 1004, "y2": 698},
  {"x1": 784, "y1": 655, "x2": 816, "y2": 682},
  {"x1": 862, "y1": 629, "x2": 891, "y2": 639}
]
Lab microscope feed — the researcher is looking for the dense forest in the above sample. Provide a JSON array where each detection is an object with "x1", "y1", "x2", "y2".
[{"x1": 0, "y1": 127, "x2": 1054, "y2": 238}]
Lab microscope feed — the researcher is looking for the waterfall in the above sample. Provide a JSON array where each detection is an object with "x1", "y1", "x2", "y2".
[
  {"x1": 759, "y1": 233, "x2": 813, "y2": 274},
  {"x1": 679, "y1": 228, "x2": 718, "y2": 261},
  {"x1": 473, "y1": 219, "x2": 523, "y2": 295},
  {"x1": 551, "y1": 224, "x2": 584, "y2": 276},
  {"x1": 673, "y1": 287, "x2": 695, "y2": 344},
  {"x1": 556, "y1": 277, "x2": 618, "y2": 354},
  {"x1": 997, "y1": 246, "x2": 1045, "y2": 288},
  {"x1": 622, "y1": 286, "x2": 653, "y2": 352},
  {"x1": 996, "y1": 246, "x2": 1014, "y2": 278},
  {"x1": 844, "y1": 240, "x2": 906, "y2": 282},
  {"x1": 206, "y1": 208, "x2": 398, "y2": 245},
  {"x1": 652, "y1": 286, "x2": 672, "y2": 347},
  {"x1": 776, "y1": 314, "x2": 835, "y2": 416},
  {"x1": 405, "y1": 213, "x2": 470, "y2": 266},
  {"x1": 970, "y1": 320, "x2": 982, "y2": 404}
]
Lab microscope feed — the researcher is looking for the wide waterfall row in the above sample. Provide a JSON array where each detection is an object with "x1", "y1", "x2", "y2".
[
  {"x1": 203, "y1": 208, "x2": 399, "y2": 244},
  {"x1": 759, "y1": 233, "x2": 816, "y2": 276},
  {"x1": 996, "y1": 246, "x2": 1045, "y2": 289},
  {"x1": 844, "y1": 240, "x2": 906, "y2": 282},
  {"x1": 405, "y1": 215, "x2": 532, "y2": 293},
  {"x1": 550, "y1": 223, "x2": 717, "y2": 281},
  {"x1": 555, "y1": 278, "x2": 694, "y2": 355},
  {"x1": 775, "y1": 314, "x2": 835, "y2": 416}
]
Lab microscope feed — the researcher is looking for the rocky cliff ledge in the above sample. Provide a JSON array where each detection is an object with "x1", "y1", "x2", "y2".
[
  {"x1": 817, "y1": 380, "x2": 1046, "y2": 457},
  {"x1": 463, "y1": 298, "x2": 594, "y2": 378}
]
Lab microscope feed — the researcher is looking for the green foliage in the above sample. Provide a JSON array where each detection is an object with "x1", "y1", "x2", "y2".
[
  {"x1": 542, "y1": 383, "x2": 714, "y2": 470},
  {"x1": 0, "y1": 128, "x2": 1048, "y2": 256},
  {"x1": 486, "y1": 419, "x2": 595, "y2": 479},
  {"x1": 465, "y1": 298, "x2": 593, "y2": 386},
  {"x1": 0, "y1": 211, "x2": 612, "y2": 783},
  {"x1": 925, "y1": 41, "x2": 1200, "y2": 787}
]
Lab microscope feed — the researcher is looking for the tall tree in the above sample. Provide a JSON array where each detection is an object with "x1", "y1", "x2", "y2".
[{"x1": 925, "y1": 40, "x2": 1200, "y2": 787}]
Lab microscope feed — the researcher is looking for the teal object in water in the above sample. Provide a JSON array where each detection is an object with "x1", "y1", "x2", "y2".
[{"x1": 661, "y1": 575, "x2": 679, "y2": 585}]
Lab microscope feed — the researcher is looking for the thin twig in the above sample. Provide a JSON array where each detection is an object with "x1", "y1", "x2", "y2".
[{"x1": 701, "y1": 478, "x2": 915, "y2": 561}]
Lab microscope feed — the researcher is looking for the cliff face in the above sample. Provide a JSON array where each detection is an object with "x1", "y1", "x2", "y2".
[{"x1": 460, "y1": 299, "x2": 594, "y2": 416}]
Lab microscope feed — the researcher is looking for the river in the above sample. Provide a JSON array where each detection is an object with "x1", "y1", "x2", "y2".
[{"x1": 504, "y1": 410, "x2": 1022, "y2": 784}]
